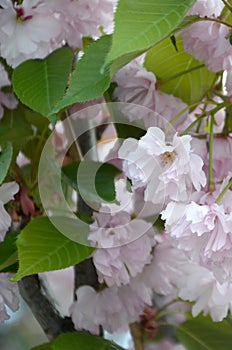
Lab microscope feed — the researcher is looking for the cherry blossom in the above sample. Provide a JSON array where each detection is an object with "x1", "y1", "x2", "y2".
[
  {"x1": 181, "y1": 1, "x2": 231, "y2": 72},
  {"x1": 144, "y1": 340, "x2": 186, "y2": 350},
  {"x1": 52, "y1": 0, "x2": 117, "y2": 48},
  {"x1": 0, "y1": 273, "x2": 19, "y2": 322},
  {"x1": 0, "y1": 63, "x2": 18, "y2": 119},
  {"x1": 113, "y1": 58, "x2": 188, "y2": 128},
  {"x1": 88, "y1": 211, "x2": 155, "y2": 286},
  {"x1": 0, "y1": 182, "x2": 19, "y2": 240},
  {"x1": 0, "y1": 0, "x2": 117, "y2": 67},
  {"x1": 0, "y1": 0, "x2": 63, "y2": 67},
  {"x1": 119, "y1": 127, "x2": 206, "y2": 206},
  {"x1": 71, "y1": 276, "x2": 152, "y2": 334}
]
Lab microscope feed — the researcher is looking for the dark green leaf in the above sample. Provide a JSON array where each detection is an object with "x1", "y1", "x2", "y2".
[
  {"x1": 0, "y1": 104, "x2": 33, "y2": 157},
  {"x1": 31, "y1": 343, "x2": 53, "y2": 350},
  {"x1": 52, "y1": 333, "x2": 124, "y2": 350},
  {"x1": 95, "y1": 163, "x2": 121, "y2": 202},
  {"x1": 0, "y1": 142, "x2": 13, "y2": 184},
  {"x1": 62, "y1": 161, "x2": 120, "y2": 202},
  {"x1": 62, "y1": 162, "x2": 80, "y2": 192},
  {"x1": 0, "y1": 127, "x2": 10, "y2": 138},
  {"x1": 0, "y1": 231, "x2": 19, "y2": 272},
  {"x1": 12, "y1": 47, "x2": 73, "y2": 119}
]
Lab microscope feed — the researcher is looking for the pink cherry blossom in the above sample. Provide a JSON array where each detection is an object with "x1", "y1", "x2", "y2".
[
  {"x1": 181, "y1": 1, "x2": 231, "y2": 72},
  {"x1": 0, "y1": 0, "x2": 63, "y2": 67},
  {"x1": 187, "y1": 0, "x2": 224, "y2": 17},
  {"x1": 0, "y1": 0, "x2": 117, "y2": 67},
  {"x1": 144, "y1": 340, "x2": 186, "y2": 350},
  {"x1": 119, "y1": 127, "x2": 206, "y2": 206},
  {"x1": 52, "y1": 0, "x2": 117, "y2": 48},
  {"x1": 142, "y1": 237, "x2": 188, "y2": 297},
  {"x1": 226, "y1": 69, "x2": 232, "y2": 95},
  {"x1": 71, "y1": 276, "x2": 152, "y2": 334},
  {"x1": 113, "y1": 58, "x2": 188, "y2": 128},
  {"x1": 140, "y1": 233, "x2": 232, "y2": 322},
  {"x1": 162, "y1": 188, "x2": 232, "y2": 265},
  {"x1": 178, "y1": 265, "x2": 232, "y2": 321},
  {"x1": 89, "y1": 211, "x2": 155, "y2": 286},
  {"x1": 0, "y1": 273, "x2": 19, "y2": 322},
  {"x1": 213, "y1": 136, "x2": 232, "y2": 181},
  {"x1": 0, "y1": 63, "x2": 18, "y2": 119},
  {"x1": 0, "y1": 182, "x2": 19, "y2": 240}
]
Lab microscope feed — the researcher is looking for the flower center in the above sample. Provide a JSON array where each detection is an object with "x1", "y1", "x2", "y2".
[
  {"x1": 160, "y1": 151, "x2": 176, "y2": 165},
  {"x1": 15, "y1": 6, "x2": 33, "y2": 22}
]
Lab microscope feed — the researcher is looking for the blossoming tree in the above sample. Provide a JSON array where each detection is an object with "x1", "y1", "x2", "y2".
[{"x1": 1, "y1": 0, "x2": 232, "y2": 349}]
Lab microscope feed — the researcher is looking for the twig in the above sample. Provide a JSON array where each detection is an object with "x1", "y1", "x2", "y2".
[
  {"x1": 18, "y1": 275, "x2": 75, "y2": 341},
  {"x1": 130, "y1": 322, "x2": 144, "y2": 350},
  {"x1": 221, "y1": 0, "x2": 232, "y2": 13}
]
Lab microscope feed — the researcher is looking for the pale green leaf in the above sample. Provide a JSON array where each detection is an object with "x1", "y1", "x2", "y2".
[
  {"x1": 12, "y1": 217, "x2": 93, "y2": 281},
  {"x1": 105, "y1": 0, "x2": 196, "y2": 65},
  {"x1": 12, "y1": 47, "x2": 73, "y2": 118},
  {"x1": 177, "y1": 315, "x2": 232, "y2": 350},
  {"x1": 0, "y1": 142, "x2": 13, "y2": 184},
  {"x1": 144, "y1": 36, "x2": 216, "y2": 104}
]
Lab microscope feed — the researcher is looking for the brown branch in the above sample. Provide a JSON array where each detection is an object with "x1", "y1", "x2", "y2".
[
  {"x1": 130, "y1": 322, "x2": 144, "y2": 350},
  {"x1": 221, "y1": 0, "x2": 232, "y2": 13},
  {"x1": 18, "y1": 275, "x2": 75, "y2": 341}
]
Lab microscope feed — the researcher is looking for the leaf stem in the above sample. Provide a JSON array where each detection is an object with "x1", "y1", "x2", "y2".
[
  {"x1": 156, "y1": 309, "x2": 188, "y2": 320},
  {"x1": 221, "y1": 0, "x2": 232, "y2": 13},
  {"x1": 201, "y1": 16, "x2": 232, "y2": 29},
  {"x1": 208, "y1": 113, "x2": 215, "y2": 192},
  {"x1": 166, "y1": 100, "x2": 216, "y2": 135},
  {"x1": 155, "y1": 298, "x2": 182, "y2": 316},
  {"x1": 181, "y1": 102, "x2": 229, "y2": 135},
  {"x1": 215, "y1": 177, "x2": 232, "y2": 203}
]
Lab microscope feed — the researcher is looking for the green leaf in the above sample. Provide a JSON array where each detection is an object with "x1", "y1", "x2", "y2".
[
  {"x1": 0, "y1": 127, "x2": 10, "y2": 138},
  {"x1": 62, "y1": 162, "x2": 80, "y2": 192},
  {"x1": 171, "y1": 15, "x2": 200, "y2": 34},
  {"x1": 12, "y1": 47, "x2": 73, "y2": 118},
  {"x1": 144, "y1": 36, "x2": 216, "y2": 104},
  {"x1": 52, "y1": 333, "x2": 124, "y2": 350},
  {"x1": 12, "y1": 217, "x2": 93, "y2": 281},
  {"x1": 51, "y1": 36, "x2": 111, "y2": 114},
  {"x1": 31, "y1": 343, "x2": 53, "y2": 350},
  {"x1": 0, "y1": 142, "x2": 13, "y2": 184},
  {"x1": 177, "y1": 315, "x2": 232, "y2": 350},
  {"x1": 0, "y1": 104, "x2": 34, "y2": 158},
  {"x1": 62, "y1": 161, "x2": 120, "y2": 203},
  {"x1": 95, "y1": 163, "x2": 121, "y2": 202},
  {"x1": 105, "y1": 0, "x2": 195, "y2": 65},
  {"x1": 0, "y1": 231, "x2": 19, "y2": 272},
  {"x1": 24, "y1": 110, "x2": 50, "y2": 133}
]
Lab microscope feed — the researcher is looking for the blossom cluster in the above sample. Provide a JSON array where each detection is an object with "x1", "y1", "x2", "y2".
[
  {"x1": 0, "y1": 182, "x2": 19, "y2": 321},
  {"x1": 70, "y1": 0, "x2": 232, "y2": 341},
  {"x1": 0, "y1": 0, "x2": 116, "y2": 68},
  {"x1": 1, "y1": 0, "x2": 232, "y2": 349}
]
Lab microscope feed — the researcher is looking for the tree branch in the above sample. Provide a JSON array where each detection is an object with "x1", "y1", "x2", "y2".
[
  {"x1": 18, "y1": 274, "x2": 75, "y2": 341},
  {"x1": 130, "y1": 322, "x2": 144, "y2": 350}
]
